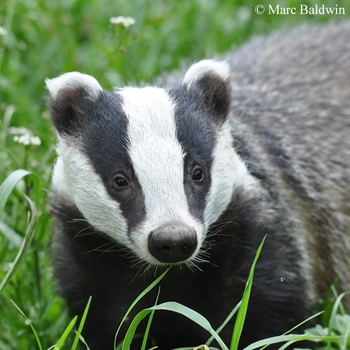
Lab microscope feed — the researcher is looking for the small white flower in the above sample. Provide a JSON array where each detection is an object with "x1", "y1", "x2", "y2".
[
  {"x1": 10, "y1": 127, "x2": 41, "y2": 146},
  {"x1": 109, "y1": 16, "x2": 136, "y2": 28},
  {"x1": 30, "y1": 136, "x2": 41, "y2": 146},
  {"x1": 13, "y1": 134, "x2": 31, "y2": 145},
  {"x1": 0, "y1": 26, "x2": 7, "y2": 37}
]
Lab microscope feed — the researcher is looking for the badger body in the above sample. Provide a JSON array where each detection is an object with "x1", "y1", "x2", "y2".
[{"x1": 47, "y1": 23, "x2": 350, "y2": 349}]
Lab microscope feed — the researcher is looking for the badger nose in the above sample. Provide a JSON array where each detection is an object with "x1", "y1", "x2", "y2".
[{"x1": 148, "y1": 223, "x2": 197, "y2": 264}]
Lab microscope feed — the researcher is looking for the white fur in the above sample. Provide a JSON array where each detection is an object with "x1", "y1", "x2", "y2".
[
  {"x1": 119, "y1": 87, "x2": 204, "y2": 264},
  {"x1": 52, "y1": 157, "x2": 74, "y2": 204},
  {"x1": 204, "y1": 123, "x2": 259, "y2": 229},
  {"x1": 183, "y1": 60, "x2": 230, "y2": 89},
  {"x1": 52, "y1": 140, "x2": 129, "y2": 246},
  {"x1": 46, "y1": 72, "x2": 102, "y2": 101}
]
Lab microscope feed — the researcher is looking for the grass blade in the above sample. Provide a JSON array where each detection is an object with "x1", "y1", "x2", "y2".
[
  {"x1": 258, "y1": 311, "x2": 324, "y2": 350},
  {"x1": 121, "y1": 308, "x2": 153, "y2": 349},
  {"x1": 72, "y1": 296, "x2": 92, "y2": 350},
  {"x1": 54, "y1": 316, "x2": 78, "y2": 350},
  {"x1": 153, "y1": 302, "x2": 229, "y2": 350},
  {"x1": 206, "y1": 301, "x2": 242, "y2": 347},
  {"x1": 114, "y1": 267, "x2": 171, "y2": 348},
  {"x1": 140, "y1": 287, "x2": 161, "y2": 350},
  {"x1": 10, "y1": 299, "x2": 43, "y2": 350},
  {"x1": 328, "y1": 291, "x2": 350, "y2": 350},
  {"x1": 0, "y1": 169, "x2": 31, "y2": 214},
  {"x1": 243, "y1": 334, "x2": 339, "y2": 350},
  {"x1": 0, "y1": 192, "x2": 36, "y2": 293},
  {"x1": 122, "y1": 301, "x2": 229, "y2": 350},
  {"x1": 230, "y1": 235, "x2": 266, "y2": 350}
]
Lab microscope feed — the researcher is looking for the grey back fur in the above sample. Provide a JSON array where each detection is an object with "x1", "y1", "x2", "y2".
[{"x1": 226, "y1": 22, "x2": 350, "y2": 298}]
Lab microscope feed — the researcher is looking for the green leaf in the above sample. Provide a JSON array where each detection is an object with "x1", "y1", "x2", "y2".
[
  {"x1": 244, "y1": 334, "x2": 339, "y2": 350},
  {"x1": 53, "y1": 316, "x2": 78, "y2": 350},
  {"x1": 230, "y1": 235, "x2": 266, "y2": 350},
  {"x1": 0, "y1": 169, "x2": 31, "y2": 214},
  {"x1": 284, "y1": 311, "x2": 324, "y2": 336},
  {"x1": 206, "y1": 301, "x2": 242, "y2": 347},
  {"x1": 0, "y1": 192, "x2": 37, "y2": 294},
  {"x1": 327, "y1": 291, "x2": 350, "y2": 350},
  {"x1": 332, "y1": 314, "x2": 350, "y2": 334},
  {"x1": 10, "y1": 299, "x2": 43, "y2": 350},
  {"x1": 122, "y1": 301, "x2": 229, "y2": 350},
  {"x1": 121, "y1": 308, "x2": 152, "y2": 349},
  {"x1": 140, "y1": 288, "x2": 161, "y2": 350},
  {"x1": 72, "y1": 296, "x2": 92, "y2": 350},
  {"x1": 305, "y1": 324, "x2": 329, "y2": 337},
  {"x1": 113, "y1": 267, "x2": 171, "y2": 349},
  {"x1": 258, "y1": 311, "x2": 325, "y2": 350}
]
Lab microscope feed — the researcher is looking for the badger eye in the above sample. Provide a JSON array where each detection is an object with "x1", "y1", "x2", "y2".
[
  {"x1": 113, "y1": 175, "x2": 129, "y2": 189},
  {"x1": 191, "y1": 166, "x2": 204, "y2": 182}
]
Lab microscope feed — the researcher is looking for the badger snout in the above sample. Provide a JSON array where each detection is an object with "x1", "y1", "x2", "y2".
[{"x1": 148, "y1": 223, "x2": 198, "y2": 264}]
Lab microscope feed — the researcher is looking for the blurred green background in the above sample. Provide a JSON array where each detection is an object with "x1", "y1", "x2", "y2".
[{"x1": 0, "y1": 0, "x2": 349, "y2": 348}]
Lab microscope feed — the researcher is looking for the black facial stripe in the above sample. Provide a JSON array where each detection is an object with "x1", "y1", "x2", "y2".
[
  {"x1": 81, "y1": 91, "x2": 146, "y2": 232},
  {"x1": 170, "y1": 87, "x2": 215, "y2": 221}
]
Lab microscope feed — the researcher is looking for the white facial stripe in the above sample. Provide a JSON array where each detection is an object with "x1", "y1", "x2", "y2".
[
  {"x1": 119, "y1": 87, "x2": 204, "y2": 263},
  {"x1": 204, "y1": 123, "x2": 258, "y2": 228},
  {"x1": 52, "y1": 139, "x2": 129, "y2": 246},
  {"x1": 120, "y1": 87, "x2": 189, "y2": 222}
]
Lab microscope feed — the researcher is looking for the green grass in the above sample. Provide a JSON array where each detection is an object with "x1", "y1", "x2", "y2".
[{"x1": 1, "y1": 0, "x2": 350, "y2": 349}]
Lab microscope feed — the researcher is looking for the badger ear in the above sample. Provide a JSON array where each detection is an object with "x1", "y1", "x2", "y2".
[
  {"x1": 182, "y1": 60, "x2": 231, "y2": 125},
  {"x1": 46, "y1": 72, "x2": 103, "y2": 136}
]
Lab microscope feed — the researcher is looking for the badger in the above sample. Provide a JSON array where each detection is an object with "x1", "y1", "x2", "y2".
[{"x1": 46, "y1": 23, "x2": 350, "y2": 349}]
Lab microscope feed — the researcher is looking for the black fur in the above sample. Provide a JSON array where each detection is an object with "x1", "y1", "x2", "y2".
[
  {"x1": 170, "y1": 86, "x2": 220, "y2": 222},
  {"x1": 51, "y1": 187, "x2": 311, "y2": 349},
  {"x1": 48, "y1": 87, "x2": 97, "y2": 136}
]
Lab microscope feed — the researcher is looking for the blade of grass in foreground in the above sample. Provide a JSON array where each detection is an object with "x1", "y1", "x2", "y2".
[
  {"x1": 206, "y1": 301, "x2": 242, "y2": 348},
  {"x1": 230, "y1": 235, "x2": 266, "y2": 350},
  {"x1": 11, "y1": 299, "x2": 43, "y2": 350},
  {"x1": 0, "y1": 170, "x2": 37, "y2": 294},
  {"x1": 258, "y1": 311, "x2": 324, "y2": 350},
  {"x1": 113, "y1": 267, "x2": 171, "y2": 349},
  {"x1": 121, "y1": 237, "x2": 266, "y2": 350},
  {"x1": 0, "y1": 198, "x2": 36, "y2": 293},
  {"x1": 327, "y1": 291, "x2": 350, "y2": 350},
  {"x1": 140, "y1": 288, "x2": 161, "y2": 350},
  {"x1": 243, "y1": 333, "x2": 338, "y2": 350},
  {"x1": 243, "y1": 287, "x2": 349, "y2": 350},
  {"x1": 53, "y1": 316, "x2": 78, "y2": 350},
  {"x1": 122, "y1": 301, "x2": 229, "y2": 350},
  {"x1": 71, "y1": 296, "x2": 92, "y2": 350},
  {"x1": 0, "y1": 169, "x2": 31, "y2": 214}
]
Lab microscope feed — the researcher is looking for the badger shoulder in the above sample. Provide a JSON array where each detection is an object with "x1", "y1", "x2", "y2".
[{"x1": 224, "y1": 22, "x2": 350, "y2": 296}]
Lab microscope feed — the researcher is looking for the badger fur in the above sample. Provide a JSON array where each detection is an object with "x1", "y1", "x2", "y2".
[{"x1": 47, "y1": 23, "x2": 350, "y2": 349}]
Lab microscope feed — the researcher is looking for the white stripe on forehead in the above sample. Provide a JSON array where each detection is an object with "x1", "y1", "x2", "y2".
[{"x1": 119, "y1": 87, "x2": 191, "y2": 225}]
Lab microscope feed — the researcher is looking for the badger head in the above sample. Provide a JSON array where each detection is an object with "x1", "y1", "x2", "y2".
[{"x1": 46, "y1": 60, "x2": 254, "y2": 268}]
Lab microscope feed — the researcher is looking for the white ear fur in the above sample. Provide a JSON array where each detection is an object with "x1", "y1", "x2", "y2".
[
  {"x1": 182, "y1": 59, "x2": 230, "y2": 89},
  {"x1": 45, "y1": 72, "x2": 102, "y2": 101}
]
